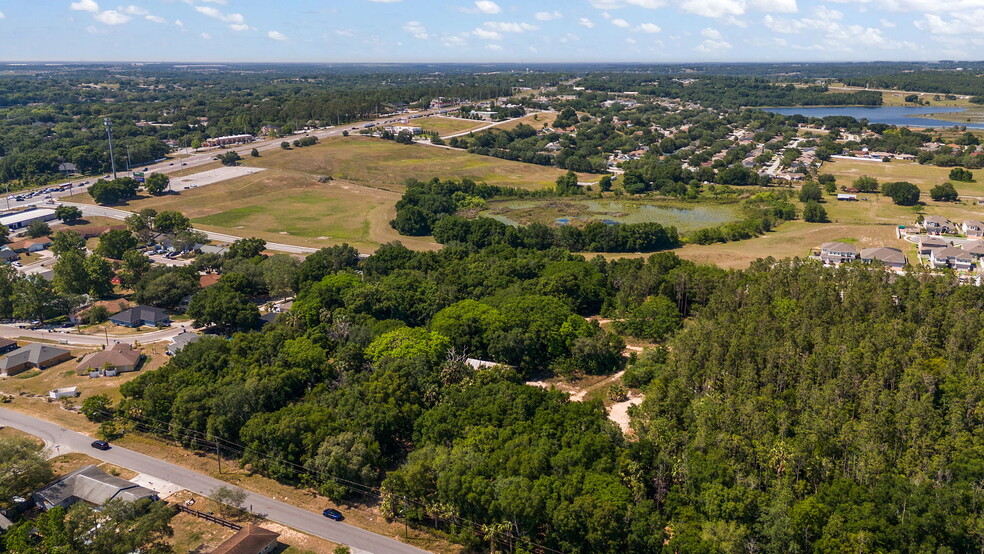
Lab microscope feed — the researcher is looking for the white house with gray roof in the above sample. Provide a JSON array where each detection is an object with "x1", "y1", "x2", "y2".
[
  {"x1": 34, "y1": 465, "x2": 158, "y2": 511},
  {"x1": 820, "y1": 242, "x2": 859, "y2": 265}
]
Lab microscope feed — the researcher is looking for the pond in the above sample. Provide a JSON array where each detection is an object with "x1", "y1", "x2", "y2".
[
  {"x1": 764, "y1": 106, "x2": 984, "y2": 129},
  {"x1": 481, "y1": 199, "x2": 740, "y2": 233}
]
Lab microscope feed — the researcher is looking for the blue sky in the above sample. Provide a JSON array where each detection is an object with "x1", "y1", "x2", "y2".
[{"x1": 0, "y1": 0, "x2": 980, "y2": 63}]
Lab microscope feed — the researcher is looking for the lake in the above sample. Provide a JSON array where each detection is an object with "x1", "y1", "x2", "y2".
[{"x1": 764, "y1": 106, "x2": 984, "y2": 129}]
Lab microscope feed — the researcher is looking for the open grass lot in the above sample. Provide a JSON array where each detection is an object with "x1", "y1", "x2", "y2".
[
  {"x1": 496, "y1": 112, "x2": 552, "y2": 131},
  {"x1": 101, "y1": 168, "x2": 439, "y2": 252},
  {"x1": 413, "y1": 116, "x2": 486, "y2": 136},
  {"x1": 483, "y1": 198, "x2": 742, "y2": 233},
  {"x1": 250, "y1": 136, "x2": 580, "y2": 191},
  {"x1": 821, "y1": 158, "x2": 984, "y2": 196}
]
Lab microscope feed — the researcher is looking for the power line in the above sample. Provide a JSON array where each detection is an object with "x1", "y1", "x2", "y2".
[{"x1": 94, "y1": 407, "x2": 568, "y2": 553}]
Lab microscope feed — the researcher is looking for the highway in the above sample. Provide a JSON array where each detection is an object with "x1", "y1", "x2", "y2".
[{"x1": 0, "y1": 408, "x2": 428, "y2": 554}]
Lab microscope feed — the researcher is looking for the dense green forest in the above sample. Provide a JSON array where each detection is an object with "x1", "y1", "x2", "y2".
[
  {"x1": 843, "y1": 71, "x2": 984, "y2": 97},
  {"x1": 102, "y1": 233, "x2": 984, "y2": 551}
]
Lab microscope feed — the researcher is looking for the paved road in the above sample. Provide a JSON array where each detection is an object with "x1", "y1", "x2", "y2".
[
  {"x1": 0, "y1": 323, "x2": 187, "y2": 347},
  {"x1": 63, "y1": 203, "x2": 319, "y2": 255},
  {"x1": 0, "y1": 408, "x2": 428, "y2": 554}
]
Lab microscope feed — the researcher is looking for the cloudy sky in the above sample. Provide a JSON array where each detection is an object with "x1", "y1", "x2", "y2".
[{"x1": 0, "y1": 0, "x2": 980, "y2": 63}]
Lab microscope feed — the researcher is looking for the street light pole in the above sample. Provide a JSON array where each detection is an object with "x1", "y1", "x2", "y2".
[{"x1": 104, "y1": 117, "x2": 118, "y2": 180}]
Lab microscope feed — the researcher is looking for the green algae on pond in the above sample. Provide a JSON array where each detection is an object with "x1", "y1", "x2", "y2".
[{"x1": 481, "y1": 199, "x2": 741, "y2": 234}]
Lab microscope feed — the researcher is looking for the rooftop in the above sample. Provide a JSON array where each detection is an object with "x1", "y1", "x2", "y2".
[
  {"x1": 0, "y1": 209, "x2": 56, "y2": 226},
  {"x1": 35, "y1": 465, "x2": 158, "y2": 508}
]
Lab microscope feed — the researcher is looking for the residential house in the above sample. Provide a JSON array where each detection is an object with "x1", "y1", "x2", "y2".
[
  {"x1": 930, "y1": 246, "x2": 974, "y2": 270},
  {"x1": 7, "y1": 236, "x2": 52, "y2": 253},
  {"x1": 57, "y1": 162, "x2": 78, "y2": 174},
  {"x1": 923, "y1": 215, "x2": 955, "y2": 235},
  {"x1": 199, "y1": 274, "x2": 221, "y2": 289},
  {"x1": 212, "y1": 524, "x2": 281, "y2": 554},
  {"x1": 70, "y1": 300, "x2": 135, "y2": 325},
  {"x1": 963, "y1": 220, "x2": 984, "y2": 237},
  {"x1": 964, "y1": 242, "x2": 984, "y2": 261},
  {"x1": 166, "y1": 331, "x2": 200, "y2": 356},
  {"x1": 0, "y1": 344, "x2": 72, "y2": 377},
  {"x1": 860, "y1": 247, "x2": 907, "y2": 269},
  {"x1": 0, "y1": 338, "x2": 18, "y2": 355},
  {"x1": 918, "y1": 236, "x2": 948, "y2": 256},
  {"x1": 819, "y1": 242, "x2": 859, "y2": 265},
  {"x1": 75, "y1": 343, "x2": 143, "y2": 376},
  {"x1": 110, "y1": 305, "x2": 170, "y2": 328},
  {"x1": 34, "y1": 466, "x2": 158, "y2": 511},
  {"x1": 0, "y1": 248, "x2": 18, "y2": 262}
]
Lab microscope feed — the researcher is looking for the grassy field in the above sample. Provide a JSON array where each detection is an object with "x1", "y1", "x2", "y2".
[
  {"x1": 250, "y1": 136, "x2": 580, "y2": 191},
  {"x1": 820, "y1": 158, "x2": 984, "y2": 196},
  {"x1": 482, "y1": 198, "x2": 742, "y2": 233},
  {"x1": 413, "y1": 116, "x2": 486, "y2": 136},
  {"x1": 82, "y1": 169, "x2": 438, "y2": 252},
  {"x1": 497, "y1": 112, "x2": 552, "y2": 132}
]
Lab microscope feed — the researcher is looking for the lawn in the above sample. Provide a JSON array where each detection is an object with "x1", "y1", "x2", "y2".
[
  {"x1": 250, "y1": 135, "x2": 582, "y2": 191},
  {"x1": 482, "y1": 198, "x2": 743, "y2": 233},
  {"x1": 413, "y1": 116, "x2": 486, "y2": 136},
  {"x1": 95, "y1": 169, "x2": 439, "y2": 252},
  {"x1": 820, "y1": 158, "x2": 984, "y2": 196}
]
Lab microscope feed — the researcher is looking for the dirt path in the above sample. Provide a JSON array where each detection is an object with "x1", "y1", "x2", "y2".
[{"x1": 607, "y1": 392, "x2": 644, "y2": 434}]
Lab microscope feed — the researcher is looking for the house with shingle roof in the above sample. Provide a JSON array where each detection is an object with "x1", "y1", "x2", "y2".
[
  {"x1": 34, "y1": 465, "x2": 158, "y2": 511},
  {"x1": 930, "y1": 246, "x2": 974, "y2": 270},
  {"x1": 0, "y1": 343, "x2": 72, "y2": 377},
  {"x1": 76, "y1": 343, "x2": 143, "y2": 376},
  {"x1": 820, "y1": 242, "x2": 859, "y2": 265},
  {"x1": 860, "y1": 247, "x2": 907, "y2": 269},
  {"x1": 963, "y1": 220, "x2": 984, "y2": 237},
  {"x1": 923, "y1": 215, "x2": 955, "y2": 235},
  {"x1": 110, "y1": 305, "x2": 169, "y2": 328},
  {"x1": 212, "y1": 524, "x2": 281, "y2": 554},
  {"x1": 918, "y1": 236, "x2": 948, "y2": 256}
]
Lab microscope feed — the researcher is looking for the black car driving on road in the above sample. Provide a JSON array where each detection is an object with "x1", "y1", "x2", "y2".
[
  {"x1": 322, "y1": 508, "x2": 343, "y2": 521},
  {"x1": 91, "y1": 440, "x2": 110, "y2": 450}
]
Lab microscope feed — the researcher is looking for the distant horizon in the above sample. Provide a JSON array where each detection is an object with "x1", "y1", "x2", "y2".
[
  {"x1": 2, "y1": 1, "x2": 983, "y2": 65},
  {"x1": 0, "y1": 60, "x2": 979, "y2": 67}
]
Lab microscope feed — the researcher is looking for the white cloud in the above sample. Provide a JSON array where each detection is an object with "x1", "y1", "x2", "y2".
[
  {"x1": 695, "y1": 39, "x2": 732, "y2": 51},
  {"x1": 229, "y1": 23, "x2": 250, "y2": 31},
  {"x1": 195, "y1": 5, "x2": 221, "y2": 18},
  {"x1": 579, "y1": 17, "x2": 596, "y2": 28},
  {"x1": 402, "y1": 20, "x2": 431, "y2": 39},
  {"x1": 199, "y1": 32, "x2": 212, "y2": 39},
  {"x1": 122, "y1": 5, "x2": 147, "y2": 16},
  {"x1": 626, "y1": 37, "x2": 637, "y2": 43},
  {"x1": 637, "y1": 22, "x2": 662, "y2": 32},
  {"x1": 612, "y1": 18, "x2": 630, "y2": 27},
  {"x1": 200, "y1": 0, "x2": 227, "y2": 3},
  {"x1": 368, "y1": 0, "x2": 402, "y2": 2},
  {"x1": 675, "y1": 0, "x2": 797, "y2": 18},
  {"x1": 70, "y1": 0, "x2": 99, "y2": 12},
  {"x1": 94, "y1": 10, "x2": 130, "y2": 24},
  {"x1": 334, "y1": 29, "x2": 355, "y2": 37},
  {"x1": 472, "y1": 27, "x2": 501, "y2": 39},
  {"x1": 474, "y1": 1, "x2": 501, "y2": 14},
  {"x1": 267, "y1": 30, "x2": 287, "y2": 40},
  {"x1": 881, "y1": 18, "x2": 896, "y2": 27},
  {"x1": 483, "y1": 21, "x2": 537, "y2": 32},
  {"x1": 486, "y1": 43, "x2": 503, "y2": 50},
  {"x1": 589, "y1": 0, "x2": 666, "y2": 8},
  {"x1": 701, "y1": 27, "x2": 723, "y2": 39},
  {"x1": 0, "y1": 11, "x2": 5, "y2": 19},
  {"x1": 145, "y1": 15, "x2": 166, "y2": 23},
  {"x1": 174, "y1": 19, "x2": 183, "y2": 26},
  {"x1": 442, "y1": 32, "x2": 469, "y2": 47},
  {"x1": 535, "y1": 11, "x2": 562, "y2": 20}
]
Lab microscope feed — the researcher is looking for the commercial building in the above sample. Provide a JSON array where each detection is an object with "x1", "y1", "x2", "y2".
[
  {"x1": 0, "y1": 208, "x2": 57, "y2": 231},
  {"x1": 203, "y1": 134, "x2": 255, "y2": 147}
]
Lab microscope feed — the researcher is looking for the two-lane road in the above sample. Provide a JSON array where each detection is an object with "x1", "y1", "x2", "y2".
[{"x1": 0, "y1": 409, "x2": 427, "y2": 554}]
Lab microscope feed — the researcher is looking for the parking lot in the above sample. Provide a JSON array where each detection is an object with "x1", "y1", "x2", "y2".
[{"x1": 171, "y1": 166, "x2": 266, "y2": 191}]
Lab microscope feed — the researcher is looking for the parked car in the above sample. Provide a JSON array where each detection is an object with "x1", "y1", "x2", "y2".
[
  {"x1": 322, "y1": 508, "x2": 343, "y2": 521},
  {"x1": 91, "y1": 440, "x2": 110, "y2": 450}
]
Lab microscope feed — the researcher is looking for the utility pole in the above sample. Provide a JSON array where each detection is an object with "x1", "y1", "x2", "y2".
[
  {"x1": 125, "y1": 145, "x2": 132, "y2": 177},
  {"x1": 104, "y1": 117, "x2": 118, "y2": 180},
  {"x1": 216, "y1": 441, "x2": 221, "y2": 474}
]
